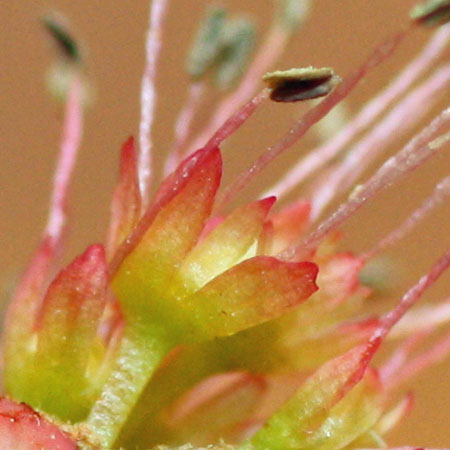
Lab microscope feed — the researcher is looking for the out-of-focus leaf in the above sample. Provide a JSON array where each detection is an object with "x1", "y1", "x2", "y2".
[{"x1": 165, "y1": 372, "x2": 266, "y2": 446}]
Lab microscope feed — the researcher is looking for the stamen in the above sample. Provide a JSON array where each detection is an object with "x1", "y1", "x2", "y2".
[
  {"x1": 186, "y1": 6, "x2": 227, "y2": 80},
  {"x1": 266, "y1": 24, "x2": 450, "y2": 200},
  {"x1": 214, "y1": 18, "x2": 256, "y2": 90},
  {"x1": 380, "y1": 330, "x2": 431, "y2": 385},
  {"x1": 216, "y1": 28, "x2": 410, "y2": 211},
  {"x1": 138, "y1": 0, "x2": 169, "y2": 209},
  {"x1": 362, "y1": 174, "x2": 450, "y2": 262},
  {"x1": 204, "y1": 88, "x2": 270, "y2": 151},
  {"x1": 390, "y1": 328, "x2": 450, "y2": 388},
  {"x1": 284, "y1": 108, "x2": 450, "y2": 261},
  {"x1": 46, "y1": 76, "x2": 83, "y2": 241},
  {"x1": 12, "y1": 73, "x2": 83, "y2": 307},
  {"x1": 263, "y1": 67, "x2": 339, "y2": 102},
  {"x1": 187, "y1": 10, "x2": 303, "y2": 153},
  {"x1": 338, "y1": 248, "x2": 450, "y2": 402},
  {"x1": 389, "y1": 298, "x2": 450, "y2": 339},
  {"x1": 373, "y1": 248, "x2": 450, "y2": 344},
  {"x1": 163, "y1": 81, "x2": 206, "y2": 175},
  {"x1": 310, "y1": 64, "x2": 450, "y2": 220},
  {"x1": 42, "y1": 14, "x2": 81, "y2": 63},
  {"x1": 3, "y1": 73, "x2": 84, "y2": 387},
  {"x1": 411, "y1": 0, "x2": 450, "y2": 27}
]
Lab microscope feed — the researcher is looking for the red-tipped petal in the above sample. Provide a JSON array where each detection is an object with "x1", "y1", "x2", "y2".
[
  {"x1": 0, "y1": 398, "x2": 77, "y2": 449},
  {"x1": 246, "y1": 345, "x2": 381, "y2": 449},
  {"x1": 110, "y1": 145, "x2": 219, "y2": 275},
  {"x1": 113, "y1": 146, "x2": 222, "y2": 326},
  {"x1": 186, "y1": 256, "x2": 318, "y2": 338},
  {"x1": 36, "y1": 244, "x2": 108, "y2": 330},
  {"x1": 24, "y1": 245, "x2": 108, "y2": 420},
  {"x1": 319, "y1": 253, "x2": 363, "y2": 303},
  {"x1": 270, "y1": 200, "x2": 311, "y2": 253},
  {"x1": 178, "y1": 197, "x2": 276, "y2": 294},
  {"x1": 106, "y1": 137, "x2": 142, "y2": 257},
  {"x1": 3, "y1": 237, "x2": 57, "y2": 401}
]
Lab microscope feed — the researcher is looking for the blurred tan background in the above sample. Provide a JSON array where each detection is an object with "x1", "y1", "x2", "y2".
[{"x1": 2, "y1": 0, "x2": 450, "y2": 446}]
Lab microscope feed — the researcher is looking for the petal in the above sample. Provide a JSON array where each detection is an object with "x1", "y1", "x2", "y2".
[
  {"x1": 296, "y1": 371, "x2": 383, "y2": 450},
  {"x1": 26, "y1": 245, "x2": 108, "y2": 421},
  {"x1": 178, "y1": 197, "x2": 275, "y2": 294},
  {"x1": 112, "y1": 147, "x2": 222, "y2": 328},
  {"x1": 0, "y1": 398, "x2": 77, "y2": 450},
  {"x1": 106, "y1": 137, "x2": 141, "y2": 257},
  {"x1": 270, "y1": 200, "x2": 311, "y2": 253},
  {"x1": 185, "y1": 256, "x2": 318, "y2": 339},
  {"x1": 87, "y1": 149, "x2": 222, "y2": 445},
  {"x1": 317, "y1": 253, "x2": 364, "y2": 306},
  {"x1": 3, "y1": 237, "x2": 56, "y2": 398},
  {"x1": 245, "y1": 343, "x2": 380, "y2": 450},
  {"x1": 110, "y1": 145, "x2": 220, "y2": 275}
]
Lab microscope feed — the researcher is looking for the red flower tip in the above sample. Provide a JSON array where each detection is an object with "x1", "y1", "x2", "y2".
[{"x1": 0, "y1": 398, "x2": 77, "y2": 449}]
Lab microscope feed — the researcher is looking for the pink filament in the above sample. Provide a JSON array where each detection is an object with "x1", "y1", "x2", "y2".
[
  {"x1": 204, "y1": 88, "x2": 270, "y2": 152},
  {"x1": 380, "y1": 330, "x2": 431, "y2": 385},
  {"x1": 391, "y1": 329, "x2": 450, "y2": 389},
  {"x1": 8, "y1": 74, "x2": 83, "y2": 315},
  {"x1": 188, "y1": 23, "x2": 290, "y2": 153},
  {"x1": 362, "y1": 175, "x2": 450, "y2": 262},
  {"x1": 138, "y1": 0, "x2": 169, "y2": 208},
  {"x1": 373, "y1": 248, "x2": 450, "y2": 344},
  {"x1": 345, "y1": 249, "x2": 450, "y2": 400},
  {"x1": 310, "y1": 64, "x2": 450, "y2": 220},
  {"x1": 216, "y1": 28, "x2": 409, "y2": 211},
  {"x1": 47, "y1": 75, "x2": 83, "y2": 243},
  {"x1": 389, "y1": 299, "x2": 450, "y2": 339},
  {"x1": 285, "y1": 107, "x2": 450, "y2": 261},
  {"x1": 163, "y1": 81, "x2": 205, "y2": 175},
  {"x1": 266, "y1": 24, "x2": 450, "y2": 200}
]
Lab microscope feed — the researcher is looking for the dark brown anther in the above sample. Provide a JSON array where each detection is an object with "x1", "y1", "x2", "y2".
[
  {"x1": 262, "y1": 67, "x2": 339, "y2": 103},
  {"x1": 42, "y1": 14, "x2": 80, "y2": 62}
]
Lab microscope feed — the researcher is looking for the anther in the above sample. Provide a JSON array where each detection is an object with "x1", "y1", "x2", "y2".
[{"x1": 262, "y1": 67, "x2": 340, "y2": 102}]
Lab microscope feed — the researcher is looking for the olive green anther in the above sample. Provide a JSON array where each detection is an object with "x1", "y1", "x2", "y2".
[
  {"x1": 187, "y1": 6, "x2": 227, "y2": 80},
  {"x1": 214, "y1": 18, "x2": 256, "y2": 90},
  {"x1": 410, "y1": 0, "x2": 450, "y2": 27}
]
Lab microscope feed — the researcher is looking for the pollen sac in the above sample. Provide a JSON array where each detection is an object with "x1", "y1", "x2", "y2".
[
  {"x1": 262, "y1": 67, "x2": 339, "y2": 102},
  {"x1": 187, "y1": 6, "x2": 227, "y2": 80},
  {"x1": 278, "y1": 0, "x2": 312, "y2": 31},
  {"x1": 410, "y1": 0, "x2": 450, "y2": 26},
  {"x1": 214, "y1": 18, "x2": 256, "y2": 90},
  {"x1": 42, "y1": 14, "x2": 80, "y2": 62}
]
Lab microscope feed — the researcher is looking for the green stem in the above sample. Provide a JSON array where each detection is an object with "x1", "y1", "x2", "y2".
[{"x1": 85, "y1": 328, "x2": 173, "y2": 448}]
